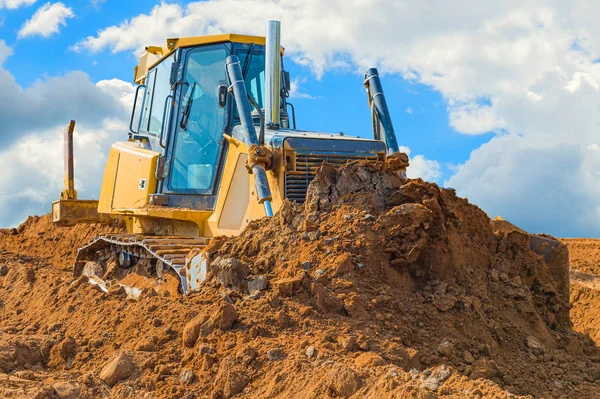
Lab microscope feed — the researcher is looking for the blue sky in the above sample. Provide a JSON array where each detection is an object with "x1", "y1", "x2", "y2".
[{"x1": 0, "y1": 1, "x2": 599, "y2": 237}]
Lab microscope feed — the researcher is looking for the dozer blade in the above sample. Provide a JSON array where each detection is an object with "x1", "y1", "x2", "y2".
[
  {"x1": 74, "y1": 234, "x2": 211, "y2": 295},
  {"x1": 52, "y1": 199, "x2": 112, "y2": 226}
]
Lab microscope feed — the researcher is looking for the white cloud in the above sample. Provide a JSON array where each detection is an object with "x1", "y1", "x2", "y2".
[
  {"x1": 18, "y1": 2, "x2": 74, "y2": 39},
  {"x1": 0, "y1": 0, "x2": 36, "y2": 9},
  {"x1": 448, "y1": 101, "x2": 507, "y2": 135},
  {"x1": 399, "y1": 146, "x2": 442, "y2": 183},
  {"x1": 289, "y1": 77, "x2": 317, "y2": 100},
  {"x1": 0, "y1": 41, "x2": 133, "y2": 227},
  {"x1": 404, "y1": 107, "x2": 413, "y2": 114}
]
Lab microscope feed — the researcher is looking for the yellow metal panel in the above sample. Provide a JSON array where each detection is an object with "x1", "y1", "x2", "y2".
[
  {"x1": 205, "y1": 140, "x2": 285, "y2": 237},
  {"x1": 98, "y1": 145, "x2": 120, "y2": 214},
  {"x1": 218, "y1": 154, "x2": 250, "y2": 232},
  {"x1": 98, "y1": 142, "x2": 159, "y2": 212}
]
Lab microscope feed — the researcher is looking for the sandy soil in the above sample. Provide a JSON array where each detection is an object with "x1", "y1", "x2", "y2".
[{"x1": 0, "y1": 162, "x2": 597, "y2": 399}]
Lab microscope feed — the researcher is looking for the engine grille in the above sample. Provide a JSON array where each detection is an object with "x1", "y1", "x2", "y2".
[{"x1": 284, "y1": 151, "x2": 381, "y2": 203}]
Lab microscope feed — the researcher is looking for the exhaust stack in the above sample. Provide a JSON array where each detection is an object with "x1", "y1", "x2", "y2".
[{"x1": 265, "y1": 20, "x2": 281, "y2": 129}]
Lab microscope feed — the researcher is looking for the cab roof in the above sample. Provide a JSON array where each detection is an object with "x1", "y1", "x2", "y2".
[{"x1": 165, "y1": 34, "x2": 266, "y2": 51}]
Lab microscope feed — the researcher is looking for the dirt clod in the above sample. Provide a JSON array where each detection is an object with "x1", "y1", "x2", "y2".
[{"x1": 98, "y1": 351, "x2": 134, "y2": 387}]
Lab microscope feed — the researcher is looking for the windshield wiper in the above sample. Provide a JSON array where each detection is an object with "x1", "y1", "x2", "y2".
[
  {"x1": 179, "y1": 82, "x2": 197, "y2": 130},
  {"x1": 241, "y1": 45, "x2": 255, "y2": 79}
]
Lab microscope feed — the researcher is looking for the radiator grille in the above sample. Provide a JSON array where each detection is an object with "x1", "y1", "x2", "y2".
[{"x1": 284, "y1": 152, "x2": 381, "y2": 203}]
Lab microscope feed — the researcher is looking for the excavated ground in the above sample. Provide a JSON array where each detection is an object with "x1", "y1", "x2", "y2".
[
  {"x1": 560, "y1": 239, "x2": 600, "y2": 346},
  {"x1": 0, "y1": 162, "x2": 597, "y2": 399}
]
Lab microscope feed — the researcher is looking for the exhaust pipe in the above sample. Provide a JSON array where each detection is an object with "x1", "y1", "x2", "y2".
[
  {"x1": 364, "y1": 68, "x2": 400, "y2": 155},
  {"x1": 265, "y1": 20, "x2": 281, "y2": 129}
]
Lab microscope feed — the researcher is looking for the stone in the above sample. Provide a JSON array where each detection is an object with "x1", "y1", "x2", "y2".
[
  {"x1": 470, "y1": 359, "x2": 498, "y2": 379},
  {"x1": 526, "y1": 336, "x2": 544, "y2": 351},
  {"x1": 182, "y1": 314, "x2": 209, "y2": 348},
  {"x1": 135, "y1": 339, "x2": 156, "y2": 352},
  {"x1": 421, "y1": 365, "x2": 452, "y2": 392},
  {"x1": 437, "y1": 340, "x2": 455, "y2": 357},
  {"x1": 236, "y1": 345, "x2": 258, "y2": 366},
  {"x1": 49, "y1": 336, "x2": 77, "y2": 369},
  {"x1": 52, "y1": 382, "x2": 80, "y2": 399},
  {"x1": 354, "y1": 352, "x2": 385, "y2": 368},
  {"x1": 213, "y1": 358, "x2": 247, "y2": 399},
  {"x1": 463, "y1": 351, "x2": 474, "y2": 364},
  {"x1": 363, "y1": 214, "x2": 376, "y2": 221},
  {"x1": 433, "y1": 295, "x2": 457, "y2": 312},
  {"x1": 306, "y1": 346, "x2": 317, "y2": 360},
  {"x1": 267, "y1": 348, "x2": 284, "y2": 361},
  {"x1": 272, "y1": 275, "x2": 304, "y2": 297},
  {"x1": 333, "y1": 253, "x2": 354, "y2": 276},
  {"x1": 566, "y1": 337, "x2": 583, "y2": 356},
  {"x1": 98, "y1": 351, "x2": 134, "y2": 387},
  {"x1": 337, "y1": 335, "x2": 356, "y2": 351},
  {"x1": 211, "y1": 301, "x2": 238, "y2": 331},
  {"x1": 310, "y1": 282, "x2": 344, "y2": 314},
  {"x1": 326, "y1": 364, "x2": 362, "y2": 398},
  {"x1": 179, "y1": 369, "x2": 195, "y2": 385},
  {"x1": 302, "y1": 261, "x2": 312, "y2": 270},
  {"x1": 247, "y1": 276, "x2": 268, "y2": 292},
  {"x1": 0, "y1": 265, "x2": 8, "y2": 276},
  {"x1": 210, "y1": 257, "x2": 250, "y2": 290}
]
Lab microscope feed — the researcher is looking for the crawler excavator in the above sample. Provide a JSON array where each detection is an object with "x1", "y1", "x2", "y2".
[{"x1": 52, "y1": 21, "x2": 410, "y2": 294}]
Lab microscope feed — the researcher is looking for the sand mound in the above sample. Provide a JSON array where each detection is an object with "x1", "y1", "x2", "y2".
[
  {"x1": 0, "y1": 214, "x2": 123, "y2": 268},
  {"x1": 0, "y1": 161, "x2": 597, "y2": 398}
]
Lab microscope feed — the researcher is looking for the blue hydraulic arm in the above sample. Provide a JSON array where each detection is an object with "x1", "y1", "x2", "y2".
[
  {"x1": 364, "y1": 68, "x2": 400, "y2": 155},
  {"x1": 225, "y1": 55, "x2": 274, "y2": 217}
]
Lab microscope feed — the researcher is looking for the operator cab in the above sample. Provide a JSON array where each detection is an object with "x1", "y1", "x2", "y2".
[{"x1": 130, "y1": 35, "x2": 291, "y2": 208}]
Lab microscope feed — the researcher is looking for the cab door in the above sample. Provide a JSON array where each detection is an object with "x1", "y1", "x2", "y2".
[{"x1": 165, "y1": 45, "x2": 229, "y2": 198}]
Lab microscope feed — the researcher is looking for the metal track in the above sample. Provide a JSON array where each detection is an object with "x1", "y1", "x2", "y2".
[{"x1": 74, "y1": 234, "x2": 209, "y2": 293}]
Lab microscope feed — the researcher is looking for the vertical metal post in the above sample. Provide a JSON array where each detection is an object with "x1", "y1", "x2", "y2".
[
  {"x1": 265, "y1": 20, "x2": 281, "y2": 129},
  {"x1": 61, "y1": 120, "x2": 78, "y2": 200},
  {"x1": 364, "y1": 68, "x2": 400, "y2": 155},
  {"x1": 226, "y1": 55, "x2": 273, "y2": 216}
]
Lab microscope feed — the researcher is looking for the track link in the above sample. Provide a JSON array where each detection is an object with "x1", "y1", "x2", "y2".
[{"x1": 74, "y1": 234, "x2": 209, "y2": 293}]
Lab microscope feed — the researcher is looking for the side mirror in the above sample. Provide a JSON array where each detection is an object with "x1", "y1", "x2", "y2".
[
  {"x1": 169, "y1": 61, "x2": 180, "y2": 85},
  {"x1": 218, "y1": 85, "x2": 228, "y2": 108},
  {"x1": 282, "y1": 70, "x2": 291, "y2": 91}
]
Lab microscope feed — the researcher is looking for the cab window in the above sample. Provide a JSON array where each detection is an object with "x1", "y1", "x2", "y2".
[{"x1": 139, "y1": 53, "x2": 174, "y2": 136}]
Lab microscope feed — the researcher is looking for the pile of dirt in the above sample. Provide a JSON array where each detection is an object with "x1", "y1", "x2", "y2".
[
  {"x1": 0, "y1": 161, "x2": 597, "y2": 399},
  {"x1": 0, "y1": 214, "x2": 123, "y2": 268},
  {"x1": 561, "y1": 238, "x2": 600, "y2": 346}
]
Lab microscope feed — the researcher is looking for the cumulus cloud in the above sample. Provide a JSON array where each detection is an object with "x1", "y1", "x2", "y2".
[
  {"x1": 398, "y1": 146, "x2": 442, "y2": 183},
  {"x1": 0, "y1": 42, "x2": 124, "y2": 149},
  {"x1": 0, "y1": 0, "x2": 35, "y2": 9},
  {"x1": 289, "y1": 77, "x2": 317, "y2": 100},
  {"x1": 0, "y1": 41, "x2": 134, "y2": 227},
  {"x1": 18, "y1": 2, "x2": 74, "y2": 39}
]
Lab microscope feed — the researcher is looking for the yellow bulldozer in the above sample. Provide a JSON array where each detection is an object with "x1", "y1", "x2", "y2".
[{"x1": 52, "y1": 21, "x2": 410, "y2": 294}]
